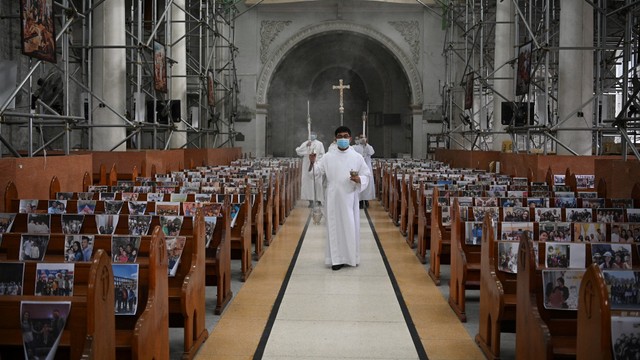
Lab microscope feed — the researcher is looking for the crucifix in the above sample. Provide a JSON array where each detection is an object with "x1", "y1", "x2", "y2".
[{"x1": 332, "y1": 79, "x2": 350, "y2": 126}]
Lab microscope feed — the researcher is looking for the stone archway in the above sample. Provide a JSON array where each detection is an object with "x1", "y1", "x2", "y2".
[{"x1": 256, "y1": 20, "x2": 423, "y2": 107}]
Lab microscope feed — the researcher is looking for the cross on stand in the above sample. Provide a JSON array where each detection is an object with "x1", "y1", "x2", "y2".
[{"x1": 332, "y1": 79, "x2": 350, "y2": 126}]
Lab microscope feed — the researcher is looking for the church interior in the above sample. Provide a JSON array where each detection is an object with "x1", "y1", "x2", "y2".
[{"x1": 0, "y1": 0, "x2": 640, "y2": 359}]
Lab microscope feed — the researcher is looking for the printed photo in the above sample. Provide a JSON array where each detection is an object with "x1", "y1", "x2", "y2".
[
  {"x1": 553, "y1": 175, "x2": 566, "y2": 186},
  {"x1": 170, "y1": 193, "x2": 187, "y2": 203},
  {"x1": 99, "y1": 192, "x2": 115, "y2": 201},
  {"x1": 471, "y1": 206, "x2": 499, "y2": 222},
  {"x1": 111, "y1": 235, "x2": 141, "y2": 263},
  {"x1": 626, "y1": 208, "x2": 640, "y2": 222},
  {"x1": 581, "y1": 198, "x2": 605, "y2": 209},
  {"x1": 47, "y1": 200, "x2": 66, "y2": 214},
  {"x1": 566, "y1": 208, "x2": 593, "y2": 222},
  {"x1": 87, "y1": 185, "x2": 108, "y2": 193},
  {"x1": 498, "y1": 241, "x2": 519, "y2": 274},
  {"x1": 153, "y1": 40, "x2": 167, "y2": 93},
  {"x1": 112, "y1": 264, "x2": 139, "y2": 315},
  {"x1": 61, "y1": 214, "x2": 84, "y2": 234},
  {"x1": 554, "y1": 197, "x2": 577, "y2": 208},
  {"x1": 76, "y1": 200, "x2": 96, "y2": 215},
  {"x1": 95, "y1": 214, "x2": 119, "y2": 235},
  {"x1": 55, "y1": 192, "x2": 73, "y2": 200},
  {"x1": 526, "y1": 197, "x2": 547, "y2": 208},
  {"x1": 121, "y1": 192, "x2": 139, "y2": 202},
  {"x1": 35, "y1": 263, "x2": 74, "y2": 296},
  {"x1": 128, "y1": 201, "x2": 147, "y2": 215},
  {"x1": 195, "y1": 194, "x2": 212, "y2": 203},
  {"x1": 104, "y1": 200, "x2": 124, "y2": 215},
  {"x1": 160, "y1": 216, "x2": 183, "y2": 236},
  {"x1": 611, "y1": 316, "x2": 640, "y2": 360},
  {"x1": 502, "y1": 207, "x2": 530, "y2": 222},
  {"x1": 65, "y1": 235, "x2": 93, "y2": 262},
  {"x1": 127, "y1": 215, "x2": 152, "y2": 236},
  {"x1": 500, "y1": 222, "x2": 534, "y2": 242},
  {"x1": 573, "y1": 222, "x2": 606, "y2": 242},
  {"x1": 156, "y1": 202, "x2": 180, "y2": 216},
  {"x1": 201, "y1": 202, "x2": 222, "y2": 217},
  {"x1": 0, "y1": 213, "x2": 17, "y2": 235},
  {"x1": 535, "y1": 208, "x2": 562, "y2": 222},
  {"x1": 592, "y1": 244, "x2": 633, "y2": 270},
  {"x1": 21, "y1": 301, "x2": 71, "y2": 360},
  {"x1": 204, "y1": 216, "x2": 217, "y2": 248},
  {"x1": 167, "y1": 236, "x2": 186, "y2": 277},
  {"x1": 0, "y1": 262, "x2": 25, "y2": 295},
  {"x1": 575, "y1": 175, "x2": 595, "y2": 190},
  {"x1": 611, "y1": 223, "x2": 640, "y2": 243},
  {"x1": 20, "y1": 235, "x2": 50, "y2": 261},
  {"x1": 538, "y1": 222, "x2": 572, "y2": 242},
  {"x1": 596, "y1": 208, "x2": 625, "y2": 223},
  {"x1": 542, "y1": 269, "x2": 583, "y2": 310},
  {"x1": 28, "y1": 213, "x2": 50, "y2": 234},
  {"x1": 76, "y1": 192, "x2": 94, "y2": 200},
  {"x1": 19, "y1": 199, "x2": 39, "y2": 214},
  {"x1": 147, "y1": 193, "x2": 165, "y2": 202},
  {"x1": 465, "y1": 221, "x2": 483, "y2": 245},
  {"x1": 611, "y1": 198, "x2": 634, "y2": 209},
  {"x1": 500, "y1": 197, "x2": 523, "y2": 207},
  {"x1": 602, "y1": 270, "x2": 640, "y2": 310},
  {"x1": 577, "y1": 191, "x2": 598, "y2": 199},
  {"x1": 545, "y1": 242, "x2": 586, "y2": 268}
]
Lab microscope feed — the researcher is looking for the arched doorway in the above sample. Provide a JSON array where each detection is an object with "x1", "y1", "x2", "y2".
[{"x1": 262, "y1": 26, "x2": 419, "y2": 157}]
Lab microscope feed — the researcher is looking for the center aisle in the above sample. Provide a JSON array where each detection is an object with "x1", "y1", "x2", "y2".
[
  {"x1": 195, "y1": 200, "x2": 483, "y2": 359},
  {"x1": 257, "y1": 204, "x2": 421, "y2": 359}
]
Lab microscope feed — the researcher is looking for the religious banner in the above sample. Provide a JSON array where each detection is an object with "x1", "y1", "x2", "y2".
[
  {"x1": 153, "y1": 41, "x2": 168, "y2": 93},
  {"x1": 20, "y1": 0, "x2": 56, "y2": 63},
  {"x1": 516, "y1": 41, "x2": 532, "y2": 96},
  {"x1": 207, "y1": 69, "x2": 215, "y2": 107}
]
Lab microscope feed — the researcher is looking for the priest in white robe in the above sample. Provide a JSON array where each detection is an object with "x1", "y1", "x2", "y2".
[
  {"x1": 295, "y1": 132, "x2": 325, "y2": 207},
  {"x1": 353, "y1": 134, "x2": 376, "y2": 207},
  {"x1": 309, "y1": 126, "x2": 371, "y2": 270}
]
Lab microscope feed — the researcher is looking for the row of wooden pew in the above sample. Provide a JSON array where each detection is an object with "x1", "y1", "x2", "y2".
[{"x1": 0, "y1": 158, "x2": 302, "y2": 359}]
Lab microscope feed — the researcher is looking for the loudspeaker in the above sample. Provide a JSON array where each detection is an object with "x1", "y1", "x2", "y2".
[
  {"x1": 501, "y1": 102, "x2": 534, "y2": 126},
  {"x1": 146, "y1": 100, "x2": 181, "y2": 123}
]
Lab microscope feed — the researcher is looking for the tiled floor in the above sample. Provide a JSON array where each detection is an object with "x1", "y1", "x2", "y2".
[{"x1": 195, "y1": 201, "x2": 484, "y2": 359}]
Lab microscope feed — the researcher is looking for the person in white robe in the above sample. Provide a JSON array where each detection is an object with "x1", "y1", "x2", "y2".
[
  {"x1": 310, "y1": 126, "x2": 371, "y2": 270},
  {"x1": 295, "y1": 132, "x2": 325, "y2": 207},
  {"x1": 352, "y1": 134, "x2": 376, "y2": 207}
]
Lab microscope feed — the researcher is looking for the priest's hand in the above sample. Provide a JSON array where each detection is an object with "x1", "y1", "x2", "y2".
[
  {"x1": 308, "y1": 153, "x2": 317, "y2": 171},
  {"x1": 350, "y1": 174, "x2": 361, "y2": 184}
]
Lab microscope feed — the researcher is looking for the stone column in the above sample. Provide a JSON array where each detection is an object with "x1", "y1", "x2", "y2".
[
  {"x1": 255, "y1": 104, "x2": 268, "y2": 157},
  {"x1": 169, "y1": 0, "x2": 187, "y2": 149},
  {"x1": 557, "y1": 1, "x2": 593, "y2": 155},
  {"x1": 411, "y1": 105, "x2": 424, "y2": 158},
  {"x1": 92, "y1": 0, "x2": 127, "y2": 151},
  {"x1": 492, "y1": 0, "x2": 515, "y2": 151}
]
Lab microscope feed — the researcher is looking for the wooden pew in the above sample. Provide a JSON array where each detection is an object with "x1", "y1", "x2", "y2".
[
  {"x1": 230, "y1": 186, "x2": 253, "y2": 282},
  {"x1": 428, "y1": 187, "x2": 450, "y2": 285},
  {"x1": 0, "y1": 249, "x2": 115, "y2": 360},
  {"x1": 399, "y1": 175, "x2": 409, "y2": 235},
  {"x1": 475, "y1": 216, "x2": 517, "y2": 360},
  {"x1": 389, "y1": 170, "x2": 402, "y2": 226},
  {"x1": 416, "y1": 183, "x2": 431, "y2": 264},
  {"x1": 448, "y1": 198, "x2": 481, "y2": 322},
  {"x1": 205, "y1": 201, "x2": 233, "y2": 315},
  {"x1": 406, "y1": 177, "x2": 419, "y2": 248},
  {"x1": 576, "y1": 263, "x2": 613, "y2": 360},
  {"x1": 263, "y1": 175, "x2": 274, "y2": 245},
  {"x1": 168, "y1": 209, "x2": 208, "y2": 360},
  {"x1": 516, "y1": 233, "x2": 577, "y2": 360},
  {"x1": 251, "y1": 179, "x2": 265, "y2": 259}
]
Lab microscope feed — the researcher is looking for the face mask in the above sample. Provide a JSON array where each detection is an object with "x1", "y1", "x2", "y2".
[
  {"x1": 336, "y1": 138, "x2": 350, "y2": 148},
  {"x1": 310, "y1": 135, "x2": 317, "y2": 141}
]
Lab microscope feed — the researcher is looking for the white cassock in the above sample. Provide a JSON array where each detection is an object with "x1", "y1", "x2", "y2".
[
  {"x1": 353, "y1": 143, "x2": 376, "y2": 200},
  {"x1": 313, "y1": 146, "x2": 371, "y2": 266},
  {"x1": 296, "y1": 139, "x2": 325, "y2": 202}
]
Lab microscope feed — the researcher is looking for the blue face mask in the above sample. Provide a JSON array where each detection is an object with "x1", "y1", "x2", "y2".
[
  {"x1": 336, "y1": 138, "x2": 350, "y2": 149},
  {"x1": 310, "y1": 134, "x2": 317, "y2": 141}
]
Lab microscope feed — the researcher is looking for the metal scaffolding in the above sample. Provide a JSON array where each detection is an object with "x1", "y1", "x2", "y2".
[
  {"x1": 0, "y1": 0, "x2": 241, "y2": 157},
  {"x1": 433, "y1": 0, "x2": 640, "y2": 158}
]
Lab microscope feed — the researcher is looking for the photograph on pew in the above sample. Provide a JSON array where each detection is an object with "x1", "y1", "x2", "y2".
[
  {"x1": 47, "y1": 200, "x2": 67, "y2": 214},
  {"x1": 535, "y1": 207, "x2": 562, "y2": 222},
  {"x1": 627, "y1": 208, "x2": 640, "y2": 222},
  {"x1": 128, "y1": 215, "x2": 152, "y2": 236},
  {"x1": 104, "y1": 200, "x2": 124, "y2": 215},
  {"x1": 195, "y1": 194, "x2": 211, "y2": 203},
  {"x1": 503, "y1": 207, "x2": 530, "y2": 222},
  {"x1": 20, "y1": 235, "x2": 49, "y2": 261},
  {"x1": 64, "y1": 235, "x2": 93, "y2": 262},
  {"x1": 539, "y1": 222, "x2": 572, "y2": 242},
  {"x1": 230, "y1": 204, "x2": 241, "y2": 228},
  {"x1": 147, "y1": 193, "x2": 164, "y2": 202},
  {"x1": 156, "y1": 186, "x2": 175, "y2": 194},
  {"x1": 112, "y1": 264, "x2": 139, "y2": 315},
  {"x1": 28, "y1": 214, "x2": 51, "y2": 234},
  {"x1": 98, "y1": 192, "x2": 115, "y2": 201},
  {"x1": 133, "y1": 186, "x2": 153, "y2": 193},
  {"x1": 596, "y1": 208, "x2": 625, "y2": 223},
  {"x1": 603, "y1": 270, "x2": 640, "y2": 309},
  {"x1": 77, "y1": 200, "x2": 96, "y2": 215},
  {"x1": 566, "y1": 208, "x2": 594, "y2": 223},
  {"x1": 575, "y1": 175, "x2": 595, "y2": 189},
  {"x1": 0, "y1": 262, "x2": 24, "y2": 295},
  {"x1": 19, "y1": 200, "x2": 39, "y2": 214},
  {"x1": 592, "y1": 244, "x2": 633, "y2": 269},
  {"x1": 128, "y1": 201, "x2": 147, "y2": 215},
  {"x1": 111, "y1": 235, "x2": 141, "y2": 263},
  {"x1": 183, "y1": 202, "x2": 199, "y2": 217},
  {"x1": 611, "y1": 223, "x2": 640, "y2": 243},
  {"x1": 501, "y1": 197, "x2": 524, "y2": 207},
  {"x1": 77, "y1": 192, "x2": 93, "y2": 201},
  {"x1": 545, "y1": 243, "x2": 586, "y2": 268},
  {"x1": 577, "y1": 191, "x2": 598, "y2": 199},
  {"x1": 498, "y1": 241, "x2": 519, "y2": 273},
  {"x1": 611, "y1": 316, "x2": 640, "y2": 360},
  {"x1": 61, "y1": 214, "x2": 84, "y2": 235},
  {"x1": 527, "y1": 197, "x2": 546, "y2": 208},
  {"x1": 20, "y1": 301, "x2": 70, "y2": 360},
  {"x1": 170, "y1": 193, "x2": 188, "y2": 203},
  {"x1": 0, "y1": 213, "x2": 17, "y2": 241},
  {"x1": 582, "y1": 198, "x2": 605, "y2": 209},
  {"x1": 542, "y1": 269, "x2": 584, "y2": 310},
  {"x1": 465, "y1": 221, "x2": 485, "y2": 245},
  {"x1": 555, "y1": 196, "x2": 578, "y2": 208},
  {"x1": 204, "y1": 216, "x2": 217, "y2": 248},
  {"x1": 122, "y1": 192, "x2": 139, "y2": 202},
  {"x1": 88, "y1": 185, "x2": 107, "y2": 193},
  {"x1": 201, "y1": 202, "x2": 222, "y2": 217},
  {"x1": 472, "y1": 207, "x2": 498, "y2": 222},
  {"x1": 96, "y1": 214, "x2": 118, "y2": 235},
  {"x1": 35, "y1": 263, "x2": 74, "y2": 296},
  {"x1": 500, "y1": 222, "x2": 534, "y2": 242},
  {"x1": 475, "y1": 197, "x2": 498, "y2": 207},
  {"x1": 160, "y1": 216, "x2": 183, "y2": 236},
  {"x1": 167, "y1": 236, "x2": 186, "y2": 277},
  {"x1": 156, "y1": 202, "x2": 180, "y2": 216},
  {"x1": 574, "y1": 222, "x2": 606, "y2": 242},
  {"x1": 553, "y1": 175, "x2": 566, "y2": 185}
]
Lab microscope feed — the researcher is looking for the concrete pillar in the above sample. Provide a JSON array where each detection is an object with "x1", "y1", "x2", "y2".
[
  {"x1": 92, "y1": 0, "x2": 127, "y2": 151},
  {"x1": 169, "y1": 0, "x2": 187, "y2": 149},
  {"x1": 256, "y1": 105, "x2": 267, "y2": 157},
  {"x1": 492, "y1": 0, "x2": 515, "y2": 151},
  {"x1": 411, "y1": 105, "x2": 424, "y2": 158},
  {"x1": 557, "y1": 0, "x2": 594, "y2": 155}
]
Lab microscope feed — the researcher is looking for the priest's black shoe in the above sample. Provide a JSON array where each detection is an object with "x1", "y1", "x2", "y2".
[
  {"x1": 359, "y1": 201, "x2": 363, "y2": 209},
  {"x1": 331, "y1": 264, "x2": 344, "y2": 271}
]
